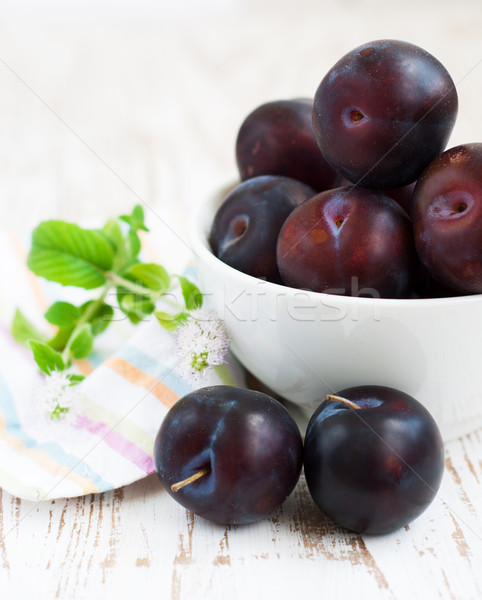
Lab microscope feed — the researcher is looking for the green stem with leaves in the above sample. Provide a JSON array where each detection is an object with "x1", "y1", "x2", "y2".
[
  {"x1": 60, "y1": 289, "x2": 108, "y2": 364},
  {"x1": 107, "y1": 272, "x2": 189, "y2": 309},
  {"x1": 107, "y1": 272, "x2": 165, "y2": 301},
  {"x1": 11, "y1": 204, "x2": 204, "y2": 378}
]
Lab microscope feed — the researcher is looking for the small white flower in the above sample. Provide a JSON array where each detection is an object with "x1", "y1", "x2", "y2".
[
  {"x1": 35, "y1": 371, "x2": 83, "y2": 420},
  {"x1": 174, "y1": 310, "x2": 230, "y2": 387}
]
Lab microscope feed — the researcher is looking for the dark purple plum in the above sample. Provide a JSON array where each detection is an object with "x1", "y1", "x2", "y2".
[
  {"x1": 210, "y1": 175, "x2": 315, "y2": 282},
  {"x1": 383, "y1": 182, "x2": 416, "y2": 216},
  {"x1": 413, "y1": 260, "x2": 464, "y2": 299},
  {"x1": 236, "y1": 99, "x2": 338, "y2": 192},
  {"x1": 303, "y1": 386, "x2": 445, "y2": 535},
  {"x1": 276, "y1": 186, "x2": 415, "y2": 298},
  {"x1": 312, "y1": 40, "x2": 458, "y2": 189},
  {"x1": 412, "y1": 143, "x2": 482, "y2": 294},
  {"x1": 337, "y1": 177, "x2": 416, "y2": 216},
  {"x1": 154, "y1": 385, "x2": 303, "y2": 525}
]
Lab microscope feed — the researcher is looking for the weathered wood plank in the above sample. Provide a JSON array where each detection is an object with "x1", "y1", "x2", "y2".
[{"x1": 1, "y1": 434, "x2": 482, "y2": 599}]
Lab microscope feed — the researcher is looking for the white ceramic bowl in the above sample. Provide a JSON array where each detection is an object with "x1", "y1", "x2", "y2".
[{"x1": 189, "y1": 184, "x2": 482, "y2": 441}]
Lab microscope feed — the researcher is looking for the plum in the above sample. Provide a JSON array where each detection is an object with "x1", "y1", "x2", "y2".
[
  {"x1": 154, "y1": 385, "x2": 303, "y2": 525},
  {"x1": 210, "y1": 175, "x2": 315, "y2": 282},
  {"x1": 337, "y1": 177, "x2": 416, "y2": 216},
  {"x1": 303, "y1": 386, "x2": 445, "y2": 534},
  {"x1": 383, "y1": 182, "x2": 416, "y2": 216},
  {"x1": 276, "y1": 186, "x2": 415, "y2": 298},
  {"x1": 312, "y1": 39, "x2": 458, "y2": 189},
  {"x1": 236, "y1": 99, "x2": 338, "y2": 192},
  {"x1": 412, "y1": 143, "x2": 482, "y2": 294},
  {"x1": 413, "y1": 261, "x2": 465, "y2": 299}
]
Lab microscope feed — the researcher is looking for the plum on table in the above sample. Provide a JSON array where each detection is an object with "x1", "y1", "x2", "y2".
[
  {"x1": 154, "y1": 385, "x2": 303, "y2": 525},
  {"x1": 303, "y1": 386, "x2": 445, "y2": 535}
]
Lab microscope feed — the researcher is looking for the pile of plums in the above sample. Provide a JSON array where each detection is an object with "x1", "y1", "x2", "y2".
[
  {"x1": 154, "y1": 384, "x2": 445, "y2": 535},
  {"x1": 154, "y1": 39, "x2": 479, "y2": 535},
  {"x1": 210, "y1": 39, "x2": 482, "y2": 298}
]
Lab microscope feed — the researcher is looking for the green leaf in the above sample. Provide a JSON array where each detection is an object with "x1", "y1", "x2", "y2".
[
  {"x1": 155, "y1": 310, "x2": 188, "y2": 332},
  {"x1": 27, "y1": 220, "x2": 114, "y2": 289},
  {"x1": 132, "y1": 205, "x2": 148, "y2": 230},
  {"x1": 120, "y1": 205, "x2": 148, "y2": 232},
  {"x1": 127, "y1": 230, "x2": 141, "y2": 262},
  {"x1": 101, "y1": 219, "x2": 124, "y2": 253},
  {"x1": 29, "y1": 340, "x2": 65, "y2": 374},
  {"x1": 91, "y1": 303, "x2": 115, "y2": 335},
  {"x1": 101, "y1": 219, "x2": 128, "y2": 271},
  {"x1": 79, "y1": 301, "x2": 114, "y2": 335},
  {"x1": 117, "y1": 289, "x2": 155, "y2": 324},
  {"x1": 48, "y1": 325, "x2": 74, "y2": 352},
  {"x1": 177, "y1": 276, "x2": 203, "y2": 310},
  {"x1": 124, "y1": 263, "x2": 170, "y2": 292},
  {"x1": 11, "y1": 309, "x2": 46, "y2": 347},
  {"x1": 45, "y1": 302, "x2": 80, "y2": 327},
  {"x1": 66, "y1": 374, "x2": 86, "y2": 385},
  {"x1": 70, "y1": 324, "x2": 94, "y2": 359}
]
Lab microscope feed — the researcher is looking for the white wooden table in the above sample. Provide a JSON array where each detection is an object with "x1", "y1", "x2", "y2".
[{"x1": 1, "y1": 2, "x2": 481, "y2": 597}]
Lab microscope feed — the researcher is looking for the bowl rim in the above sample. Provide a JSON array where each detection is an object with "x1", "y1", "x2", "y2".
[{"x1": 188, "y1": 181, "x2": 482, "y2": 310}]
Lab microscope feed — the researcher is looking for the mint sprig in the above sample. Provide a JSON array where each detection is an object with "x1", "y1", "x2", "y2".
[{"x1": 12, "y1": 204, "x2": 202, "y2": 381}]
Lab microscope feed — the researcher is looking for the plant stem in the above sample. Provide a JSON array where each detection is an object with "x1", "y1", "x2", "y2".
[
  {"x1": 106, "y1": 272, "x2": 185, "y2": 309},
  {"x1": 171, "y1": 466, "x2": 211, "y2": 493},
  {"x1": 61, "y1": 287, "x2": 109, "y2": 364},
  {"x1": 106, "y1": 272, "x2": 153, "y2": 295},
  {"x1": 326, "y1": 394, "x2": 361, "y2": 410},
  {"x1": 58, "y1": 270, "x2": 187, "y2": 366}
]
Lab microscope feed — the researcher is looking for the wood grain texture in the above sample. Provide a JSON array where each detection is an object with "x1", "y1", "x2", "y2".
[
  {"x1": 1, "y1": 434, "x2": 482, "y2": 599},
  {"x1": 0, "y1": 2, "x2": 482, "y2": 597}
]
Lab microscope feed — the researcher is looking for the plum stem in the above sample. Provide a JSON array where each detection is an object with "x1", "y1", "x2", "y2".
[
  {"x1": 326, "y1": 394, "x2": 361, "y2": 410},
  {"x1": 171, "y1": 466, "x2": 211, "y2": 492}
]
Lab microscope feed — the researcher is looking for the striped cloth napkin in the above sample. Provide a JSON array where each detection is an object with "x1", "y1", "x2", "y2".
[{"x1": 0, "y1": 230, "x2": 244, "y2": 502}]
